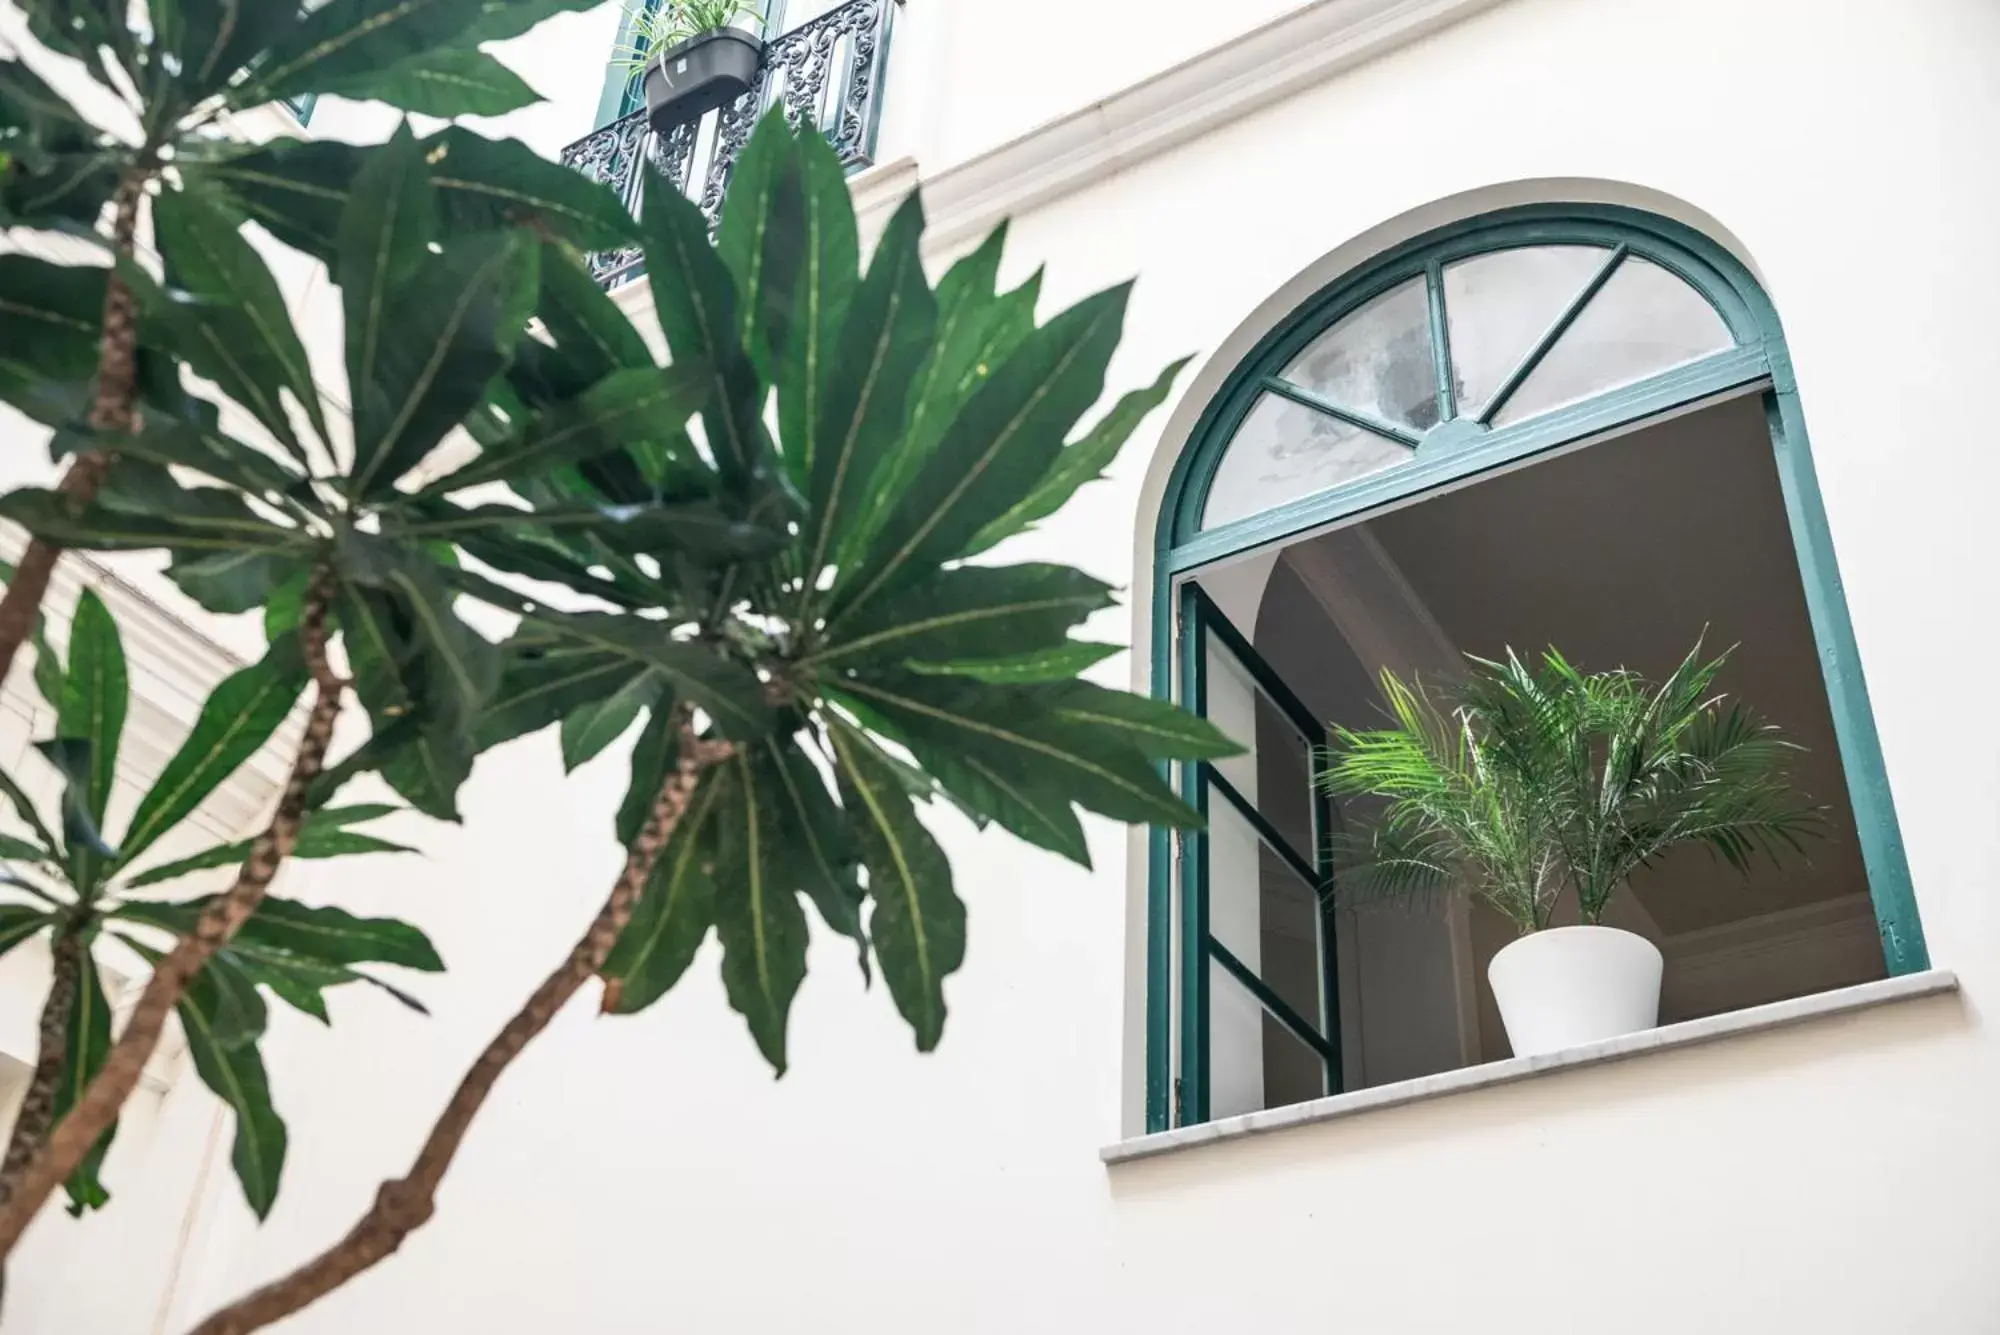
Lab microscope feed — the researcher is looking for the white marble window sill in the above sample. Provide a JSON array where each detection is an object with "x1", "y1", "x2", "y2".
[{"x1": 1102, "y1": 969, "x2": 1961, "y2": 1165}]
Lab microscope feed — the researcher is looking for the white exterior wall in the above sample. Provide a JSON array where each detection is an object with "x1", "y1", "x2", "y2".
[{"x1": 9, "y1": 0, "x2": 2000, "y2": 1330}]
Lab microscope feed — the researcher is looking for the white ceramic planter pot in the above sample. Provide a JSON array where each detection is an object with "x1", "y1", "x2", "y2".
[{"x1": 1487, "y1": 925, "x2": 1664, "y2": 1057}]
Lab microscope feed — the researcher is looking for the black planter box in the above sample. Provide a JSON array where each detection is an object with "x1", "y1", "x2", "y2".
[{"x1": 643, "y1": 27, "x2": 765, "y2": 130}]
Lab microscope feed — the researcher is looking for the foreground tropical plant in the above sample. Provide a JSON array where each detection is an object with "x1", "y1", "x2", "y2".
[
  {"x1": 0, "y1": 108, "x2": 718, "y2": 1250},
  {"x1": 1319, "y1": 639, "x2": 1823, "y2": 932},
  {"x1": 0, "y1": 586, "x2": 437, "y2": 1218},
  {"x1": 179, "y1": 111, "x2": 1230, "y2": 1335},
  {"x1": 0, "y1": 0, "x2": 617, "y2": 689}
]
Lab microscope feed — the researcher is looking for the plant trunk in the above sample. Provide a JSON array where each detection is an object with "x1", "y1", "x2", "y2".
[
  {"x1": 0, "y1": 170, "x2": 145, "y2": 693},
  {"x1": 0, "y1": 569, "x2": 344, "y2": 1262},
  {"x1": 0, "y1": 930, "x2": 84, "y2": 1209},
  {"x1": 184, "y1": 716, "x2": 734, "y2": 1335}
]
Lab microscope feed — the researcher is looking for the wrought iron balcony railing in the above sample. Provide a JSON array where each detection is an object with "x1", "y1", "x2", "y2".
[{"x1": 559, "y1": 0, "x2": 901, "y2": 289}]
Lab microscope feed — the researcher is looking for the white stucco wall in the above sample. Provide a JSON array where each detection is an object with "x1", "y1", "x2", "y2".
[{"x1": 9, "y1": 0, "x2": 2000, "y2": 1331}]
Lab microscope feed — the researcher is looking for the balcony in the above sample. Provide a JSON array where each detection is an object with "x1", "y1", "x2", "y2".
[{"x1": 559, "y1": 0, "x2": 901, "y2": 289}]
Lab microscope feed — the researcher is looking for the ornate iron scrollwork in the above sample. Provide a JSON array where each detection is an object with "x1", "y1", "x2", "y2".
[{"x1": 558, "y1": 0, "x2": 901, "y2": 289}]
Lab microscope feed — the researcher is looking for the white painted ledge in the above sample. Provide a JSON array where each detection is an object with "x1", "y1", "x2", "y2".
[{"x1": 1102, "y1": 969, "x2": 1961, "y2": 1165}]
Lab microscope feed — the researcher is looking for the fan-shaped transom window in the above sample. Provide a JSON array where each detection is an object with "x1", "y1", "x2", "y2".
[{"x1": 1200, "y1": 245, "x2": 1737, "y2": 530}]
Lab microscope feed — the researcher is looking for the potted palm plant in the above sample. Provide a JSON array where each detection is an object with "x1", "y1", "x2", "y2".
[
  {"x1": 1319, "y1": 640, "x2": 1822, "y2": 1057},
  {"x1": 617, "y1": 0, "x2": 766, "y2": 130}
]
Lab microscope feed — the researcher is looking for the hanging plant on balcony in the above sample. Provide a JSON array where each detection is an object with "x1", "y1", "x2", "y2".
[
  {"x1": 615, "y1": 0, "x2": 768, "y2": 129},
  {"x1": 1319, "y1": 640, "x2": 1822, "y2": 1056}
]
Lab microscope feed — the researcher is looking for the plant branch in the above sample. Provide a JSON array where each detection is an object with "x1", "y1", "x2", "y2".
[
  {"x1": 0, "y1": 568, "x2": 346, "y2": 1261},
  {"x1": 0, "y1": 169, "x2": 148, "y2": 693},
  {"x1": 184, "y1": 712, "x2": 736, "y2": 1335},
  {"x1": 0, "y1": 929, "x2": 84, "y2": 1210}
]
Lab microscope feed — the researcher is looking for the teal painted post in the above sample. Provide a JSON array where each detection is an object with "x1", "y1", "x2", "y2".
[
  {"x1": 1176, "y1": 582, "x2": 1210, "y2": 1126},
  {"x1": 1145, "y1": 546, "x2": 1176, "y2": 1133},
  {"x1": 1761, "y1": 386, "x2": 1930, "y2": 972}
]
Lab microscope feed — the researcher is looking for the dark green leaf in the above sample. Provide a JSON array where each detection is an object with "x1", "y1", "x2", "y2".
[
  {"x1": 55, "y1": 942, "x2": 114, "y2": 1214},
  {"x1": 710, "y1": 752, "x2": 808, "y2": 1072},
  {"x1": 315, "y1": 48, "x2": 543, "y2": 116},
  {"x1": 124, "y1": 808, "x2": 418, "y2": 888},
  {"x1": 238, "y1": 0, "x2": 597, "y2": 106},
  {"x1": 120, "y1": 642, "x2": 307, "y2": 866},
  {"x1": 811, "y1": 563, "x2": 1115, "y2": 670},
  {"x1": 774, "y1": 125, "x2": 862, "y2": 492},
  {"x1": 970, "y1": 356, "x2": 1191, "y2": 554},
  {"x1": 348, "y1": 229, "x2": 538, "y2": 497},
  {"x1": 336, "y1": 124, "x2": 439, "y2": 474},
  {"x1": 917, "y1": 736, "x2": 1089, "y2": 864},
  {"x1": 0, "y1": 487, "x2": 307, "y2": 556},
  {"x1": 799, "y1": 193, "x2": 937, "y2": 595},
  {"x1": 56, "y1": 589, "x2": 124, "y2": 825},
  {"x1": 421, "y1": 364, "x2": 708, "y2": 496},
  {"x1": 905, "y1": 641, "x2": 1122, "y2": 684},
  {"x1": 439, "y1": 574, "x2": 772, "y2": 740},
  {"x1": 716, "y1": 111, "x2": 806, "y2": 383},
  {"x1": 830, "y1": 722, "x2": 965, "y2": 1051},
  {"x1": 840, "y1": 225, "x2": 1040, "y2": 565},
  {"x1": 177, "y1": 963, "x2": 287, "y2": 1217},
  {"x1": 0, "y1": 904, "x2": 51, "y2": 957},
  {"x1": 157, "y1": 0, "x2": 305, "y2": 102},
  {"x1": 641, "y1": 173, "x2": 767, "y2": 489},
  {"x1": 0, "y1": 763, "x2": 59, "y2": 857},
  {"x1": 762, "y1": 736, "x2": 868, "y2": 974},
  {"x1": 118, "y1": 895, "x2": 443, "y2": 972},
  {"x1": 834, "y1": 673, "x2": 1204, "y2": 829},
  {"x1": 1043, "y1": 680, "x2": 1244, "y2": 761},
  {"x1": 34, "y1": 738, "x2": 115, "y2": 871},
  {"x1": 148, "y1": 183, "x2": 330, "y2": 458},
  {"x1": 168, "y1": 549, "x2": 309, "y2": 616},
  {"x1": 0, "y1": 835, "x2": 56, "y2": 866},
  {"x1": 528, "y1": 237, "x2": 653, "y2": 380},
  {"x1": 194, "y1": 129, "x2": 634, "y2": 268},
  {"x1": 0, "y1": 254, "x2": 102, "y2": 383},
  {"x1": 601, "y1": 768, "x2": 722, "y2": 1015},
  {"x1": 614, "y1": 704, "x2": 675, "y2": 848},
  {"x1": 559, "y1": 669, "x2": 657, "y2": 772},
  {"x1": 831, "y1": 285, "x2": 1132, "y2": 623},
  {"x1": 376, "y1": 559, "x2": 501, "y2": 733},
  {"x1": 424, "y1": 127, "x2": 637, "y2": 250},
  {"x1": 478, "y1": 640, "x2": 646, "y2": 751},
  {"x1": 8, "y1": 8, "x2": 122, "y2": 94},
  {"x1": 60, "y1": 417, "x2": 305, "y2": 499}
]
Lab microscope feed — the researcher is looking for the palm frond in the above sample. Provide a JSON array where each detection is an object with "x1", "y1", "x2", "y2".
[{"x1": 1317, "y1": 636, "x2": 1821, "y2": 931}]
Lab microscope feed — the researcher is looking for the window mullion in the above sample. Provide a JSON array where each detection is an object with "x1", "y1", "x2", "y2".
[
  {"x1": 1262, "y1": 376, "x2": 1422, "y2": 448},
  {"x1": 1211, "y1": 939, "x2": 1340, "y2": 1065},
  {"x1": 1426, "y1": 259, "x2": 1457, "y2": 424},
  {"x1": 1478, "y1": 243, "x2": 1629, "y2": 426}
]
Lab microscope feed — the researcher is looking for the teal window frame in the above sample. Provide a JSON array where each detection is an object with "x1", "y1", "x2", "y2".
[{"x1": 1145, "y1": 203, "x2": 1930, "y2": 1134}]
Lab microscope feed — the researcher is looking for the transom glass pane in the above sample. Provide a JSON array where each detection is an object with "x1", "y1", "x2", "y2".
[
  {"x1": 1493, "y1": 256, "x2": 1733, "y2": 426},
  {"x1": 1280, "y1": 277, "x2": 1439, "y2": 433},
  {"x1": 1200, "y1": 393, "x2": 1412, "y2": 530},
  {"x1": 1444, "y1": 245, "x2": 1609, "y2": 417}
]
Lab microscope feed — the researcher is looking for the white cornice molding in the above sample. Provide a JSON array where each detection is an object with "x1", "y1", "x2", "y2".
[{"x1": 875, "y1": 0, "x2": 1506, "y2": 254}]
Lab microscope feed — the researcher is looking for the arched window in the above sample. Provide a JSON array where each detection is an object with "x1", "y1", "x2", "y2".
[{"x1": 1146, "y1": 206, "x2": 1926, "y2": 1133}]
